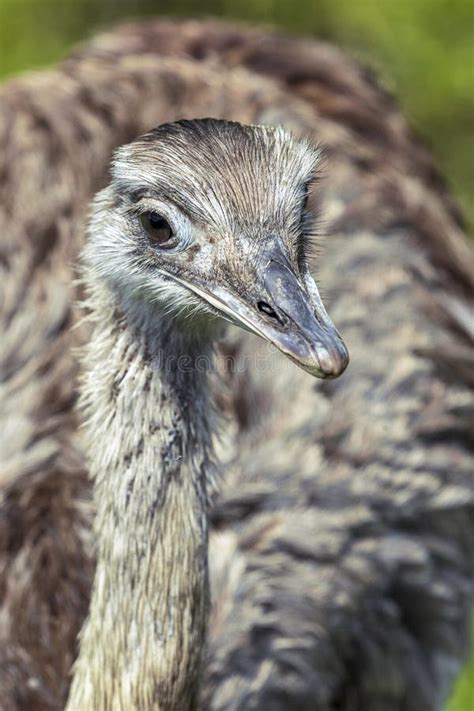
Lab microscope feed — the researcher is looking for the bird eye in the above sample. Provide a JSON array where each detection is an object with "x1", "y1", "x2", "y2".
[{"x1": 140, "y1": 212, "x2": 175, "y2": 247}]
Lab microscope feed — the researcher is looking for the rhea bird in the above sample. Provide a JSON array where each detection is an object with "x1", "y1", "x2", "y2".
[
  {"x1": 66, "y1": 118, "x2": 348, "y2": 709},
  {"x1": 1, "y1": 18, "x2": 473, "y2": 711}
]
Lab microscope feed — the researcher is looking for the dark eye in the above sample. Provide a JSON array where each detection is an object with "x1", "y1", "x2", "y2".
[{"x1": 140, "y1": 212, "x2": 174, "y2": 246}]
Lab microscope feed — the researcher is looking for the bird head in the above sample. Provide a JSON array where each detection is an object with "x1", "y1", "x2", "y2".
[{"x1": 85, "y1": 119, "x2": 348, "y2": 379}]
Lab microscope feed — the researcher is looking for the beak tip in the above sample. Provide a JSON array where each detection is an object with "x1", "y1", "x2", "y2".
[
  {"x1": 317, "y1": 342, "x2": 349, "y2": 378},
  {"x1": 289, "y1": 339, "x2": 349, "y2": 379}
]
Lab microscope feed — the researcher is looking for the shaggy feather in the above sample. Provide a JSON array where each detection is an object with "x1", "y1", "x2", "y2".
[{"x1": 0, "y1": 18, "x2": 472, "y2": 711}]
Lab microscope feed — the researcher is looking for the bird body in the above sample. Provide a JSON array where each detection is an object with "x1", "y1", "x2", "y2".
[{"x1": 0, "y1": 19, "x2": 473, "y2": 711}]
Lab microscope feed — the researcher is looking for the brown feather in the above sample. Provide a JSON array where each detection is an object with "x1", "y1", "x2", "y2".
[{"x1": 0, "y1": 19, "x2": 472, "y2": 711}]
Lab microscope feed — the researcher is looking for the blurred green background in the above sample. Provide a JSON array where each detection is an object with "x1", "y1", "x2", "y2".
[{"x1": 0, "y1": 1, "x2": 473, "y2": 708}]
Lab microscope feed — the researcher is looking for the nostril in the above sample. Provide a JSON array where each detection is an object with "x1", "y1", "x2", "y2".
[
  {"x1": 257, "y1": 301, "x2": 279, "y2": 319},
  {"x1": 257, "y1": 301, "x2": 286, "y2": 326}
]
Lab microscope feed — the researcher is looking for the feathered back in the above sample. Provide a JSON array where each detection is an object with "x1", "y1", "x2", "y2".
[{"x1": 0, "y1": 20, "x2": 472, "y2": 711}]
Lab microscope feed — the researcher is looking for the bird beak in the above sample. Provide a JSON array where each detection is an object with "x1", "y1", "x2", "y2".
[
  {"x1": 257, "y1": 252, "x2": 349, "y2": 378},
  {"x1": 171, "y1": 244, "x2": 349, "y2": 379}
]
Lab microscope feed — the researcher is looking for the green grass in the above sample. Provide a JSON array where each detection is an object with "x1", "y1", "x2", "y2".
[
  {"x1": 446, "y1": 617, "x2": 474, "y2": 711},
  {"x1": 0, "y1": 1, "x2": 473, "y2": 706}
]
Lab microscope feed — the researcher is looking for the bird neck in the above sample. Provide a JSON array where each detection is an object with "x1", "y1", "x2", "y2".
[{"x1": 67, "y1": 281, "x2": 215, "y2": 711}]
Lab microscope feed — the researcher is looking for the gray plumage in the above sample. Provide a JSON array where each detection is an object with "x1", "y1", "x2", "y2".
[{"x1": 0, "y1": 18, "x2": 472, "y2": 711}]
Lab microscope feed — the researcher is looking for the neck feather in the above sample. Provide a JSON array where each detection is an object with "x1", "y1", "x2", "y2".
[{"x1": 67, "y1": 280, "x2": 215, "y2": 710}]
